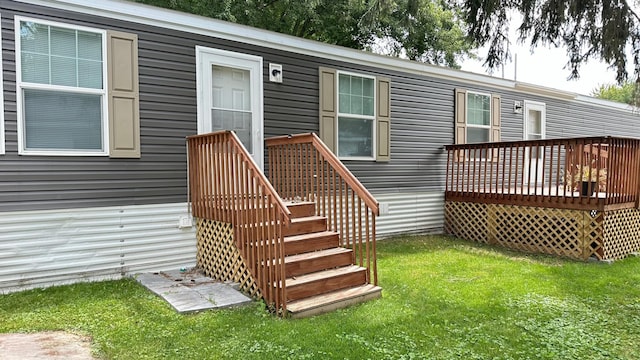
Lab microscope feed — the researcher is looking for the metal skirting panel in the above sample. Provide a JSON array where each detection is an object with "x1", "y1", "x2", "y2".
[
  {"x1": 0, "y1": 203, "x2": 196, "y2": 294},
  {"x1": 373, "y1": 191, "x2": 444, "y2": 237}
]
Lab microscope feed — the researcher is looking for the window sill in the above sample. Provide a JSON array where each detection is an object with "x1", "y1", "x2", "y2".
[
  {"x1": 338, "y1": 156, "x2": 376, "y2": 162},
  {"x1": 19, "y1": 149, "x2": 109, "y2": 157}
]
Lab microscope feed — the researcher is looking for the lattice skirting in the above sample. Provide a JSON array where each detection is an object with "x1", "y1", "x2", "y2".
[
  {"x1": 445, "y1": 201, "x2": 640, "y2": 261},
  {"x1": 196, "y1": 218, "x2": 261, "y2": 298},
  {"x1": 444, "y1": 201, "x2": 488, "y2": 244},
  {"x1": 602, "y1": 209, "x2": 640, "y2": 260}
]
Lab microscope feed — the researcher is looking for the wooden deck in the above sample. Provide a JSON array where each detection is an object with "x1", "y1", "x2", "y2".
[
  {"x1": 446, "y1": 187, "x2": 637, "y2": 212},
  {"x1": 445, "y1": 137, "x2": 640, "y2": 211},
  {"x1": 444, "y1": 137, "x2": 640, "y2": 261}
]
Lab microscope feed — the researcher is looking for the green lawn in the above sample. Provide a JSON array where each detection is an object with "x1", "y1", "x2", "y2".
[{"x1": 2, "y1": 235, "x2": 640, "y2": 359}]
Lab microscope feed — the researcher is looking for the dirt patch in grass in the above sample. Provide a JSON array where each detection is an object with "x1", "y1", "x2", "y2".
[{"x1": 0, "y1": 331, "x2": 95, "y2": 359}]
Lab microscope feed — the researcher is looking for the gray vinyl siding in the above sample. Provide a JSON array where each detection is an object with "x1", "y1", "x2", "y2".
[
  {"x1": 500, "y1": 93, "x2": 640, "y2": 141},
  {"x1": 0, "y1": 0, "x2": 448, "y2": 212},
  {"x1": 449, "y1": 85, "x2": 640, "y2": 142},
  {"x1": 2, "y1": 0, "x2": 640, "y2": 213},
  {"x1": 1, "y1": 2, "x2": 194, "y2": 211}
]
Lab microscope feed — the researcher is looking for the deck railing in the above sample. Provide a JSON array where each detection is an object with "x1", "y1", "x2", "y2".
[
  {"x1": 187, "y1": 131, "x2": 291, "y2": 312},
  {"x1": 266, "y1": 133, "x2": 379, "y2": 285},
  {"x1": 445, "y1": 136, "x2": 640, "y2": 211}
]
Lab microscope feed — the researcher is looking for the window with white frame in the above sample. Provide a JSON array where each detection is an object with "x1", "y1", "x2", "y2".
[
  {"x1": 466, "y1": 91, "x2": 491, "y2": 143},
  {"x1": 467, "y1": 91, "x2": 491, "y2": 159},
  {"x1": 337, "y1": 72, "x2": 375, "y2": 159},
  {"x1": 454, "y1": 88, "x2": 501, "y2": 159},
  {"x1": 16, "y1": 18, "x2": 107, "y2": 155}
]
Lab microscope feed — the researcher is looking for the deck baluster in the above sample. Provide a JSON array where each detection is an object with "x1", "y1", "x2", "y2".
[
  {"x1": 444, "y1": 137, "x2": 640, "y2": 212},
  {"x1": 264, "y1": 133, "x2": 380, "y2": 296}
]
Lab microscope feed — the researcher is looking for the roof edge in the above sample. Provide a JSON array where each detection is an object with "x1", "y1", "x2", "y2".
[
  {"x1": 15, "y1": 0, "x2": 515, "y2": 88},
  {"x1": 514, "y1": 82, "x2": 576, "y2": 100},
  {"x1": 12, "y1": 0, "x2": 638, "y2": 113}
]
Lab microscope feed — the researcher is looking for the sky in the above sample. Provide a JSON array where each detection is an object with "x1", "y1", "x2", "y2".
[
  {"x1": 459, "y1": 12, "x2": 625, "y2": 96},
  {"x1": 461, "y1": 45, "x2": 619, "y2": 96}
]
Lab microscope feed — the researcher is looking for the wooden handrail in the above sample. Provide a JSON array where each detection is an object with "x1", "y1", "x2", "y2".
[
  {"x1": 187, "y1": 130, "x2": 290, "y2": 312},
  {"x1": 266, "y1": 133, "x2": 379, "y2": 215},
  {"x1": 189, "y1": 131, "x2": 291, "y2": 222},
  {"x1": 266, "y1": 132, "x2": 379, "y2": 286},
  {"x1": 445, "y1": 136, "x2": 640, "y2": 151},
  {"x1": 444, "y1": 136, "x2": 640, "y2": 211}
]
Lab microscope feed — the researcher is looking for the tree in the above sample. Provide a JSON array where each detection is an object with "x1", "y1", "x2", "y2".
[
  {"x1": 373, "y1": 0, "x2": 474, "y2": 65},
  {"x1": 133, "y1": 0, "x2": 474, "y2": 68},
  {"x1": 592, "y1": 81, "x2": 639, "y2": 105},
  {"x1": 459, "y1": 0, "x2": 640, "y2": 84}
]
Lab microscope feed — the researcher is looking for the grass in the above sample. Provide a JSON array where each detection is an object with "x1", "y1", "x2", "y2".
[{"x1": 2, "y1": 235, "x2": 640, "y2": 359}]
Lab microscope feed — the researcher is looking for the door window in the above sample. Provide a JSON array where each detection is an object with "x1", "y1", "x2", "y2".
[
  {"x1": 524, "y1": 101, "x2": 546, "y2": 185},
  {"x1": 211, "y1": 65, "x2": 252, "y2": 152},
  {"x1": 196, "y1": 47, "x2": 263, "y2": 168}
]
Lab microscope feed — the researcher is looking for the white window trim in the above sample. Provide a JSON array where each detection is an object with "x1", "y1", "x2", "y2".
[
  {"x1": 465, "y1": 90, "x2": 493, "y2": 161},
  {"x1": 0, "y1": 12, "x2": 4, "y2": 155},
  {"x1": 15, "y1": 16, "x2": 109, "y2": 156},
  {"x1": 336, "y1": 70, "x2": 376, "y2": 161},
  {"x1": 465, "y1": 90, "x2": 492, "y2": 140}
]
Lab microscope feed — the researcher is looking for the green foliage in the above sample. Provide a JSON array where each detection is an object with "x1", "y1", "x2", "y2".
[
  {"x1": 592, "y1": 81, "x2": 640, "y2": 106},
  {"x1": 373, "y1": 0, "x2": 474, "y2": 67},
  {"x1": 3, "y1": 236, "x2": 640, "y2": 359},
  {"x1": 460, "y1": 0, "x2": 640, "y2": 84},
  {"x1": 132, "y1": 0, "x2": 473, "y2": 67}
]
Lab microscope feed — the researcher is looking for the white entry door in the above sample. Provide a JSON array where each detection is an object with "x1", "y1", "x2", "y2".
[
  {"x1": 523, "y1": 101, "x2": 546, "y2": 185},
  {"x1": 196, "y1": 46, "x2": 264, "y2": 168}
]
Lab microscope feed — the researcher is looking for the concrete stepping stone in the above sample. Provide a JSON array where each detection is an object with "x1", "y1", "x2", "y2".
[{"x1": 134, "y1": 270, "x2": 252, "y2": 313}]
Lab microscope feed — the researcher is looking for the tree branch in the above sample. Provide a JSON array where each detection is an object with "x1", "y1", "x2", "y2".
[{"x1": 622, "y1": 0, "x2": 640, "y2": 23}]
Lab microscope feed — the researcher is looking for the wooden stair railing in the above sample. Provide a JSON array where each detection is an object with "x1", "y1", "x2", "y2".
[
  {"x1": 187, "y1": 131, "x2": 291, "y2": 312},
  {"x1": 445, "y1": 136, "x2": 640, "y2": 211},
  {"x1": 266, "y1": 133, "x2": 380, "y2": 286}
]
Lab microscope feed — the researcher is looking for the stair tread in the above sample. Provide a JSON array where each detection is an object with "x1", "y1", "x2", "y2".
[
  {"x1": 284, "y1": 230, "x2": 338, "y2": 242},
  {"x1": 283, "y1": 200, "x2": 316, "y2": 206},
  {"x1": 287, "y1": 284, "x2": 382, "y2": 314},
  {"x1": 286, "y1": 265, "x2": 364, "y2": 287},
  {"x1": 256, "y1": 231, "x2": 338, "y2": 254},
  {"x1": 260, "y1": 230, "x2": 337, "y2": 244},
  {"x1": 290, "y1": 215, "x2": 325, "y2": 223},
  {"x1": 285, "y1": 247, "x2": 351, "y2": 263}
]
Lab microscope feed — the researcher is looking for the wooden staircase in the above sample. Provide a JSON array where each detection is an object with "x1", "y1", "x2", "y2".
[
  {"x1": 282, "y1": 201, "x2": 382, "y2": 318},
  {"x1": 188, "y1": 131, "x2": 380, "y2": 317}
]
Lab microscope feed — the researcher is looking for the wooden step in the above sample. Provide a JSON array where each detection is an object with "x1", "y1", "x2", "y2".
[
  {"x1": 285, "y1": 247, "x2": 352, "y2": 277},
  {"x1": 287, "y1": 284, "x2": 382, "y2": 318},
  {"x1": 283, "y1": 201, "x2": 316, "y2": 218},
  {"x1": 285, "y1": 265, "x2": 367, "y2": 301},
  {"x1": 253, "y1": 231, "x2": 339, "y2": 254},
  {"x1": 284, "y1": 231, "x2": 340, "y2": 256},
  {"x1": 283, "y1": 216, "x2": 327, "y2": 236},
  {"x1": 238, "y1": 215, "x2": 326, "y2": 239}
]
